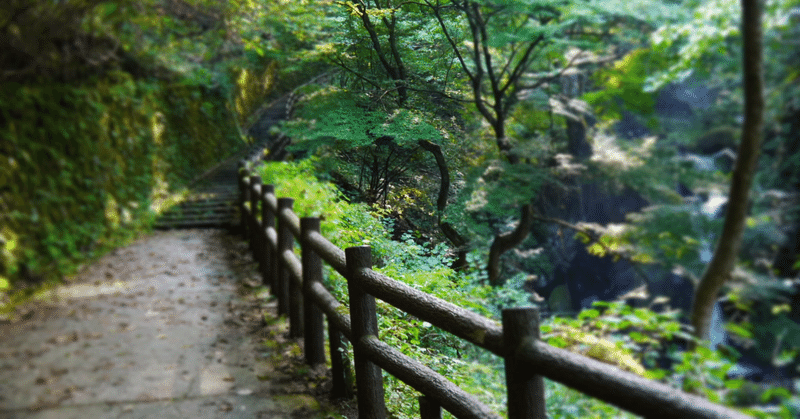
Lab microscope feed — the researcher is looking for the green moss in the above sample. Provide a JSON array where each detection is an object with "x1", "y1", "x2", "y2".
[
  {"x1": 0, "y1": 70, "x2": 245, "y2": 302},
  {"x1": 273, "y1": 394, "x2": 322, "y2": 412}
]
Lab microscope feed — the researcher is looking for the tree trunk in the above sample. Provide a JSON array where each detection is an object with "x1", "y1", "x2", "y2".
[
  {"x1": 356, "y1": 2, "x2": 407, "y2": 105},
  {"x1": 488, "y1": 204, "x2": 534, "y2": 286},
  {"x1": 418, "y1": 140, "x2": 469, "y2": 271},
  {"x1": 418, "y1": 140, "x2": 450, "y2": 218},
  {"x1": 428, "y1": 0, "x2": 548, "y2": 282},
  {"x1": 690, "y1": 0, "x2": 764, "y2": 339}
]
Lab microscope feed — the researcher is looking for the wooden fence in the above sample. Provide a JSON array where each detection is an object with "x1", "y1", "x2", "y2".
[{"x1": 237, "y1": 158, "x2": 751, "y2": 419}]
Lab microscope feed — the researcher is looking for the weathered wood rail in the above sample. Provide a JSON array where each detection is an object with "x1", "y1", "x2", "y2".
[{"x1": 237, "y1": 157, "x2": 751, "y2": 419}]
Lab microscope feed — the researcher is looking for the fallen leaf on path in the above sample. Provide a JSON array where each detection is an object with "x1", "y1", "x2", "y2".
[{"x1": 48, "y1": 332, "x2": 79, "y2": 345}]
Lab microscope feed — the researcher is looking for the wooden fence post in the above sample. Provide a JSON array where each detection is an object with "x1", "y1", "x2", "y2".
[
  {"x1": 261, "y1": 184, "x2": 275, "y2": 289},
  {"x1": 328, "y1": 323, "x2": 352, "y2": 400},
  {"x1": 289, "y1": 238, "x2": 304, "y2": 340},
  {"x1": 301, "y1": 217, "x2": 325, "y2": 365},
  {"x1": 276, "y1": 197, "x2": 294, "y2": 317},
  {"x1": 345, "y1": 246, "x2": 386, "y2": 418},
  {"x1": 238, "y1": 160, "x2": 248, "y2": 240},
  {"x1": 503, "y1": 307, "x2": 546, "y2": 419},
  {"x1": 249, "y1": 175, "x2": 262, "y2": 260},
  {"x1": 419, "y1": 395, "x2": 442, "y2": 419}
]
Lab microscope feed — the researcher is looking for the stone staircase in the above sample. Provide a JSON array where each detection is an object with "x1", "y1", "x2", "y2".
[
  {"x1": 153, "y1": 160, "x2": 241, "y2": 229},
  {"x1": 154, "y1": 93, "x2": 294, "y2": 230}
]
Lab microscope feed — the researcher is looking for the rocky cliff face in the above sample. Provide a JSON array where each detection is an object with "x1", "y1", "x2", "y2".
[{"x1": 528, "y1": 77, "x2": 728, "y2": 315}]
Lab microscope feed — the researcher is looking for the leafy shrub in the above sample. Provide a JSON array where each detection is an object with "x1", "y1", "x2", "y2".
[{"x1": 547, "y1": 301, "x2": 800, "y2": 418}]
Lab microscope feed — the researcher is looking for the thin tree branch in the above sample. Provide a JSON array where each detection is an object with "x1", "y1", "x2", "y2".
[
  {"x1": 425, "y1": 0, "x2": 476, "y2": 85},
  {"x1": 501, "y1": 34, "x2": 545, "y2": 96},
  {"x1": 331, "y1": 56, "x2": 384, "y2": 90},
  {"x1": 356, "y1": 0, "x2": 399, "y2": 81}
]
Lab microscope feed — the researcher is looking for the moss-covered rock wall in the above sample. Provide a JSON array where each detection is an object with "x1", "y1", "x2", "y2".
[{"x1": 0, "y1": 70, "x2": 244, "y2": 292}]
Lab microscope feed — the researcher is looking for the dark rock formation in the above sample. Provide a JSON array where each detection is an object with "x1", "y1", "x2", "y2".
[{"x1": 533, "y1": 182, "x2": 651, "y2": 311}]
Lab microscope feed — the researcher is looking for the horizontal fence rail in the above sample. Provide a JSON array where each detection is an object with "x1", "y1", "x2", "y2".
[{"x1": 237, "y1": 161, "x2": 751, "y2": 419}]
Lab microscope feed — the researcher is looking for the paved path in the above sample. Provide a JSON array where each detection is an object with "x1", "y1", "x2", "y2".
[{"x1": 0, "y1": 230, "x2": 334, "y2": 419}]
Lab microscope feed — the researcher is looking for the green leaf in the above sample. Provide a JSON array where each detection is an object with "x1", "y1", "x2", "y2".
[
  {"x1": 578, "y1": 309, "x2": 600, "y2": 320},
  {"x1": 761, "y1": 387, "x2": 791, "y2": 403},
  {"x1": 724, "y1": 322, "x2": 753, "y2": 339},
  {"x1": 99, "y1": 3, "x2": 117, "y2": 18},
  {"x1": 371, "y1": 109, "x2": 442, "y2": 145},
  {"x1": 646, "y1": 369, "x2": 667, "y2": 380},
  {"x1": 587, "y1": 242, "x2": 605, "y2": 256},
  {"x1": 724, "y1": 378, "x2": 745, "y2": 390},
  {"x1": 548, "y1": 335, "x2": 570, "y2": 348}
]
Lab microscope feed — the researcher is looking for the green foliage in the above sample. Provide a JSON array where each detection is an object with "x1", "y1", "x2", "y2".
[
  {"x1": 547, "y1": 302, "x2": 800, "y2": 417},
  {"x1": 443, "y1": 159, "x2": 553, "y2": 251},
  {"x1": 577, "y1": 0, "x2": 688, "y2": 27},
  {"x1": 255, "y1": 158, "x2": 387, "y2": 250},
  {"x1": 724, "y1": 279, "x2": 800, "y2": 374},
  {"x1": 281, "y1": 85, "x2": 450, "y2": 212},
  {"x1": 0, "y1": 0, "x2": 273, "y2": 307},
  {"x1": 283, "y1": 88, "x2": 386, "y2": 150},
  {"x1": 255, "y1": 158, "x2": 783, "y2": 418},
  {"x1": 237, "y1": 0, "x2": 340, "y2": 80},
  {"x1": 646, "y1": 0, "x2": 743, "y2": 91},
  {"x1": 1, "y1": 0, "x2": 122, "y2": 82},
  {"x1": 646, "y1": 0, "x2": 799, "y2": 100},
  {"x1": 373, "y1": 109, "x2": 444, "y2": 145},
  {"x1": 543, "y1": 301, "x2": 689, "y2": 374},
  {"x1": 618, "y1": 203, "x2": 724, "y2": 276},
  {"x1": 284, "y1": 87, "x2": 443, "y2": 153},
  {"x1": 254, "y1": 158, "x2": 507, "y2": 417},
  {"x1": 0, "y1": 71, "x2": 243, "y2": 300},
  {"x1": 670, "y1": 344, "x2": 737, "y2": 401},
  {"x1": 583, "y1": 49, "x2": 664, "y2": 122}
]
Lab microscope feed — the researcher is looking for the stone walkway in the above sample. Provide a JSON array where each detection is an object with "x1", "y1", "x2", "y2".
[{"x1": 0, "y1": 229, "x2": 337, "y2": 419}]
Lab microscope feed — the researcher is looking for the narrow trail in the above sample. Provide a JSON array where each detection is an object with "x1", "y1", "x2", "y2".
[
  {"x1": 0, "y1": 230, "x2": 334, "y2": 419},
  {"x1": 0, "y1": 96, "x2": 341, "y2": 419}
]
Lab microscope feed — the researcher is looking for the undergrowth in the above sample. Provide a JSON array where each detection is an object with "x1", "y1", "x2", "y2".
[{"x1": 253, "y1": 158, "x2": 797, "y2": 418}]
